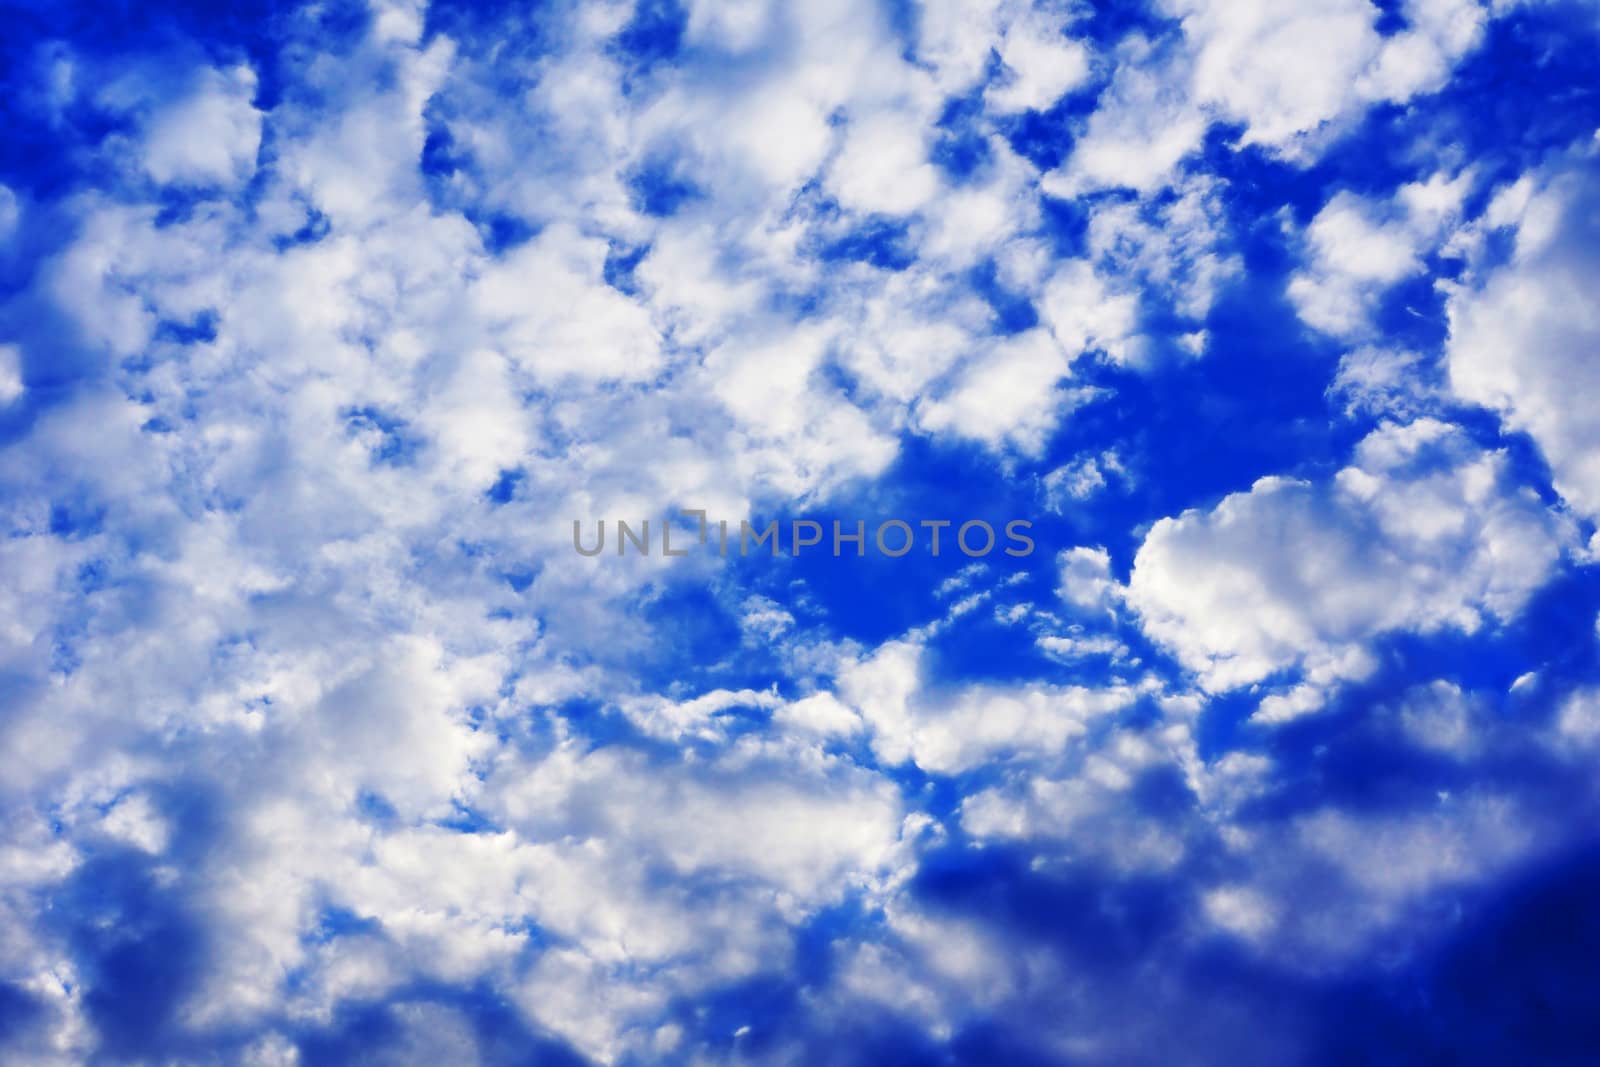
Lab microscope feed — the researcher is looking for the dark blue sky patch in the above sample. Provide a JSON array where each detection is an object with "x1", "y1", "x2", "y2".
[
  {"x1": 1497, "y1": 565, "x2": 1600, "y2": 689},
  {"x1": 485, "y1": 466, "x2": 525, "y2": 505},
  {"x1": 1023, "y1": 288, "x2": 1356, "y2": 571},
  {"x1": 726, "y1": 440, "x2": 1049, "y2": 650},
  {"x1": 476, "y1": 211, "x2": 538, "y2": 254},
  {"x1": 355, "y1": 788, "x2": 398, "y2": 826},
  {"x1": 541, "y1": 696, "x2": 673, "y2": 757},
  {"x1": 919, "y1": 606, "x2": 1073, "y2": 691},
  {"x1": 912, "y1": 842, "x2": 1187, "y2": 968},
  {"x1": 1072, "y1": 0, "x2": 1178, "y2": 49},
  {"x1": 603, "y1": 239, "x2": 650, "y2": 294},
  {"x1": 49, "y1": 847, "x2": 210, "y2": 1060},
  {"x1": 613, "y1": 0, "x2": 687, "y2": 75},
  {"x1": 501, "y1": 565, "x2": 538, "y2": 593},
  {"x1": 967, "y1": 257, "x2": 1039, "y2": 334},
  {"x1": 627, "y1": 582, "x2": 745, "y2": 684},
  {"x1": 341, "y1": 405, "x2": 424, "y2": 466},
  {"x1": 1420, "y1": 5, "x2": 1600, "y2": 183},
  {"x1": 1370, "y1": 0, "x2": 1411, "y2": 37},
  {"x1": 49, "y1": 499, "x2": 106, "y2": 540},
  {"x1": 152, "y1": 184, "x2": 223, "y2": 224},
  {"x1": 628, "y1": 154, "x2": 705, "y2": 217},
  {"x1": 153, "y1": 309, "x2": 219, "y2": 345},
  {"x1": 1313, "y1": 844, "x2": 1600, "y2": 1066},
  {"x1": 815, "y1": 216, "x2": 916, "y2": 271},
  {"x1": 269, "y1": 201, "x2": 332, "y2": 250},
  {"x1": 420, "y1": 123, "x2": 466, "y2": 179},
  {"x1": 997, "y1": 83, "x2": 1104, "y2": 171},
  {"x1": 0, "y1": 981, "x2": 45, "y2": 1045},
  {"x1": 663, "y1": 971, "x2": 804, "y2": 1059},
  {"x1": 1037, "y1": 192, "x2": 1092, "y2": 258},
  {"x1": 305, "y1": 904, "x2": 383, "y2": 945},
  {"x1": 421, "y1": 0, "x2": 545, "y2": 56},
  {"x1": 929, "y1": 90, "x2": 995, "y2": 183}
]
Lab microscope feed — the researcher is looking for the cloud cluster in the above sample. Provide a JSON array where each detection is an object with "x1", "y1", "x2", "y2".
[{"x1": 2, "y1": 0, "x2": 1599, "y2": 1063}]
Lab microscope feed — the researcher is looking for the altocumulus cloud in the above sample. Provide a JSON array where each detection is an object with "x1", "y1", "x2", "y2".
[{"x1": 3, "y1": 0, "x2": 1600, "y2": 1064}]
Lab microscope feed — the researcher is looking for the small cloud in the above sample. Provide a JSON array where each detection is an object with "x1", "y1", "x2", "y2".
[{"x1": 0, "y1": 343, "x2": 23, "y2": 406}]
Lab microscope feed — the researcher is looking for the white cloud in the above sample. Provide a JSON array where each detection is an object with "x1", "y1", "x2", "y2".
[
  {"x1": 775, "y1": 691, "x2": 865, "y2": 737},
  {"x1": 1445, "y1": 159, "x2": 1600, "y2": 520},
  {"x1": 1055, "y1": 0, "x2": 1486, "y2": 194},
  {"x1": 0, "y1": 183, "x2": 18, "y2": 241},
  {"x1": 1041, "y1": 453, "x2": 1108, "y2": 507},
  {"x1": 1328, "y1": 346, "x2": 1440, "y2": 418},
  {"x1": 1288, "y1": 192, "x2": 1423, "y2": 334},
  {"x1": 914, "y1": 328, "x2": 1083, "y2": 454},
  {"x1": 835, "y1": 638, "x2": 1142, "y2": 773},
  {"x1": 1129, "y1": 419, "x2": 1570, "y2": 698},
  {"x1": 685, "y1": 0, "x2": 778, "y2": 52},
  {"x1": 985, "y1": 13, "x2": 1092, "y2": 114},
  {"x1": 1202, "y1": 885, "x2": 1279, "y2": 940},
  {"x1": 1296, "y1": 796, "x2": 1529, "y2": 897},
  {"x1": 1555, "y1": 686, "x2": 1600, "y2": 747},
  {"x1": 473, "y1": 223, "x2": 663, "y2": 384},
  {"x1": 1171, "y1": 0, "x2": 1484, "y2": 154},
  {"x1": 915, "y1": 0, "x2": 1012, "y2": 96},
  {"x1": 1, "y1": 1, "x2": 1590, "y2": 1061},
  {"x1": 1394, "y1": 680, "x2": 1481, "y2": 757},
  {"x1": 1037, "y1": 259, "x2": 1142, "y2": 364},
  {"x1": 0, "y1": 343, "x2": 23, "y2": 406},
  {"x1": 828, "y1": 110, "x2": 941, "y2": 215},
  {"x1": 1046, "y1": 35, "x2": 1208, "y2": 195},
  {"x1": 142, "y1": 66, "x2": 263, "y2": 187},
  {"x1": 1057, "y1": 545, "x2": 1120, "y2": 612},
  {"x1": 1290, "y1": 172, "x2": 1472, "y2": 337},
  {"x1": 702, "y1": 323, "x2": 899, "y2": 497}
]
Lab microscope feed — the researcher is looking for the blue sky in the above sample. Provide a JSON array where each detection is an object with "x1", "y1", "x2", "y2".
[{"x1": 3, "y1": 0, "x2": 1600, "y2": 1063}]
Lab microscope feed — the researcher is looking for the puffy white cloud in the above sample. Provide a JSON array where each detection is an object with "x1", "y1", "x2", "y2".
[
  {"x1": 827, "y1": 110, "x2": 941, "y2": 216},
  {"x1": 1057, "y1": 545, "x2": 1120, "y2": 612},
  {"x1": 473, "y1": 223, "x2": 662, "y2": 384},
  {"x1": 1055, "y1": 0, "x2": 1486, "y2": 194},
  {"x1": 1290, "y1": 172, "x2": 1472, "y2": 337},
  {"x1": 1046, "y1": 35, "x2": 1208, "y2": 195},
  {"x1": 142, "y1": 65, "x2": 263, "y2": 188},
  {"x1": 277, "y1": 34, "x2": 454, "y2": 226},
  {"x1": 1173, "y1": 0, "x2": 1484, "y2": 153},
  {"x1": 3, "y1": 0, "x2": 1593, "y2": 1061},
  {"x1": 834, "y1": 638, "x2": 1143, "y2": 773},
  {"x1": 1445, "y1": 158, "x2": 1600, "y2": 519},
  {"x1": 1128, "y1": 419, "x2": 1570, "y2": 700},
  {"x1": 985, "y1": 12, "x2": 1092, "y2": 114},
  {"x1": 684, "y1": 0, "x2": 778, "y2": 51},
  {"x1": 914, "y1": 329, "x2": 1087, "y2": 454},
  {"x1": 775, "y1": 691, "x2": 865, "y2": 737},
  {"x1": 1288, "y1": 192, "x2": 1425, "y2": 334}
]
